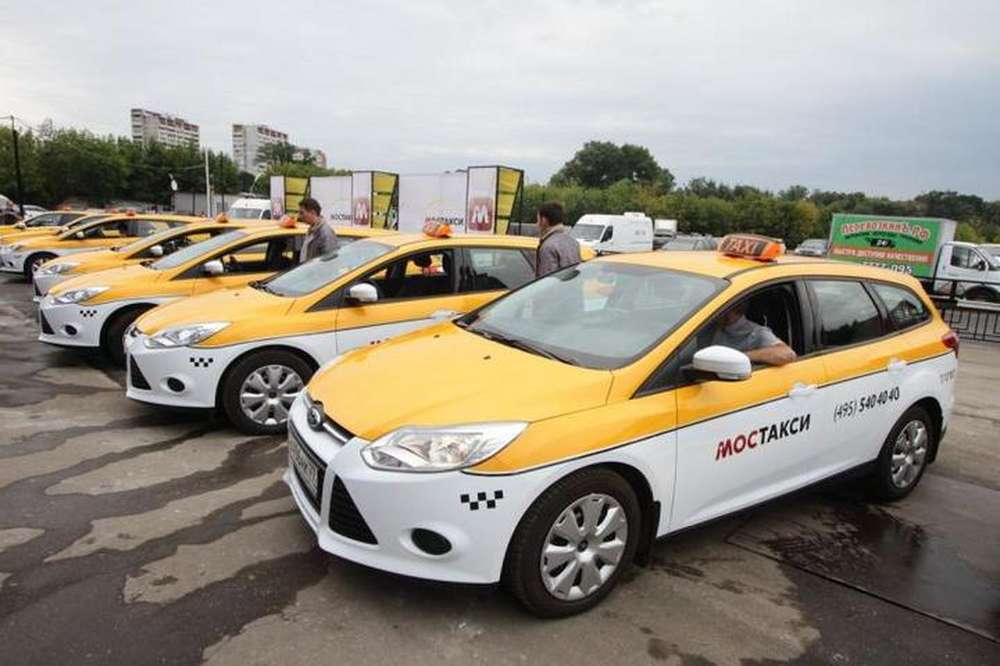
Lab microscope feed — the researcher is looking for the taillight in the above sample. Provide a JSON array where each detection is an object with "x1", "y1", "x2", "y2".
[{"x1": 942, "y1": 330, "x2": 959, "y2": 357}]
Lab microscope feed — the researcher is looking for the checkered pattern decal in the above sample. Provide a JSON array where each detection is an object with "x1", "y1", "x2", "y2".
[
  {"x1": 189, "y1": 357, "x2": 215, "y2": 368},
  {"x1": 79, "y1": 309, "x2": 98, "y2": 318},
  {"x1": 460, "y1": 490, "x2": 504, "y2": 511}
]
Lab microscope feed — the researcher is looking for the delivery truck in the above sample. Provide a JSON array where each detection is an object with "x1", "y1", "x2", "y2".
[
  {"x1": 828, "y1": 213, "x2": 1000, "y2": 302},
  {"x1": 569, "y1": 212, "x2": 653, "y2": 254}
]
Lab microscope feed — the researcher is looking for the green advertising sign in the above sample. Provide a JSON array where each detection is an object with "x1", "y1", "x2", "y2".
[{"x1": 828, "y1": 213, "x2": 950, "y2": 278}]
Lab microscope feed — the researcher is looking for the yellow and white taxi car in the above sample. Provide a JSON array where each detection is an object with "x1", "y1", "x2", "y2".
[
  {"x1": 125, "y1": 233, "x2": 549, "y2": 434},
  {"x1": 33, "y1": 218, "x2": 245, "y2": 298},
  {"x1": 2, "y1": 213, "x2": 201, "y2": 278},
  {"x1": 0, "y1": 210, "x2": 96, "y2": 241},
  {"x1": 39, "y1": 224, "x2": 388, "y2": 364},
  {"x1": 286, "y1": 235, "x2": 958, "y2": 617}
]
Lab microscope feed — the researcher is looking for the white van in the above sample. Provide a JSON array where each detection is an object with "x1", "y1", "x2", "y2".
[
  {"x1": 570, "y1": 212, "x2": 653, "y2": 254},
  {"x1": 226, "y1": 198, "x2": 273, "y2": 221}
]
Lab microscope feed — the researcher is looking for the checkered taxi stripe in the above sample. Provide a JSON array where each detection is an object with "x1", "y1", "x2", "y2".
[
  {"x1": 460, "y1": 490, "x2": 504, "y2": 511},
  {"x1": 189, "y1": 357, "x2": 214, "y2": 368}
]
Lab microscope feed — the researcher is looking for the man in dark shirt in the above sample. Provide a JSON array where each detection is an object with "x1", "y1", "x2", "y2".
[
  {"x1": 535, "y1": 202, "x2": 581, "y2": 278},
  {"x1": 297, "y1": 197, "x2": 338, "y2": 262}
]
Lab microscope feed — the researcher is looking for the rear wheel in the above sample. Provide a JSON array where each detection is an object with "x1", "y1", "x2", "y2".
[
  {"x1": 965, "y1": 287, "x2": 999, "y2": 303},
  {"x1": 503, "y1": 467, "x2": 640, "y2": 618},
  {"x1": 868, "y1": 405, "x2": 934, "y2": 501},
  {"x1": 25, "y1": 252, "x2": 56, "y2": 279},
  {"x1": 101, "y1": 307, "x2": 149, "y2": 366},
  {"x1": 221, "y1": 350, "x2": 312, "y2": 435}
]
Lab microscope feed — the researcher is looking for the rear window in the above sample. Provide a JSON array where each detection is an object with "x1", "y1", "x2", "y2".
[
  {"x1": 810, "y1": 280, "x2": 883, "y2": 348},
  {"x1": 871, "y1": 283, "x2": 930, "y2": 331}
]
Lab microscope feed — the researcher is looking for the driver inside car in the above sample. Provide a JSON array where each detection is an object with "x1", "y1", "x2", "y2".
[{"x1": 710, "y1": 300, "x2": 797, "y2": 366}]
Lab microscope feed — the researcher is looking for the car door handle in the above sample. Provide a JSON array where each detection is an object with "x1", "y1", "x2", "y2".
[
  {"x1": 430, "y1": 309, "x2": 460, "y2": 320},
  {"x1": 887, "y1": 359, "x2": 908, "y2": 374},
  {"x1": 788, "y1": 383, "x2": 817, "y2": 399}
]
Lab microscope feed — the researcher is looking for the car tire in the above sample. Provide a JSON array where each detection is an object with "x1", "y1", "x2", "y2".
[
  {"x1": 867, "y1": 405, "x2": 935, "y2": 501},
  {"x1": 101, "y1": 307, "x2": 149, "y2": 366},
  {"x1": 221, "y1": 350, "x2": 313, "y2": 435},
  {"x1": 503, "y1": 467, "x2": 640, "y2": 618},
  {"x1": 24, "y1": 252, "x2": 56, "y2": 279}
]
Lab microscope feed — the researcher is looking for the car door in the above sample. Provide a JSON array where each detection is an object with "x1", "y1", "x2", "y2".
[
  {"x1": 809, "y1": 279, "x2": 912, "y2": 469},
  {"x1": 669, "y1": 280, "x2": 828, "y2": 531},
  {"x1": 335, "y1": 247, "x2": 475, "y2": 352},
  {"x1": 190, "y1": 235, "x2": 298, "y2": 294}
]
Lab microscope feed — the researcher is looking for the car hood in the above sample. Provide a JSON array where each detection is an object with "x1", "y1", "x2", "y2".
[
  {"x1": 308, "y1": 323, "x2": 613, "y2": 441},
  {"x1": 4, "y1": 230, "x2": 64, "y2": 247},
  {"x1": 50, "y1": 264, "x2": 162, "y2": 297},
  {"x1": 55, "y1": 248, "x2": 119, "y2": 267},
  {"x1": 134, "y1": 286, "x2": 291, "y2": 337}
]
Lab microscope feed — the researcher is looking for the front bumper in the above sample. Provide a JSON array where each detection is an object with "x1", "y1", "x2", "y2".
[
  {"x1": 125, "y1": 331, "x2": 236, "y2": 409},
  {"x1": 33, "y1": 272, "x2": 72, "y2": 298},
  {"x1": 37, "y1": 298, "x2": 116, "y2": 348},
  {"x1": 284, "y1": 397, "x2": 544, "y2": 584}
]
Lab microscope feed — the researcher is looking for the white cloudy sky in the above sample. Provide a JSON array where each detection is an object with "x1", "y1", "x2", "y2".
[{"x1": 3, "y1": 0, "x2": 999, "y2": 198}]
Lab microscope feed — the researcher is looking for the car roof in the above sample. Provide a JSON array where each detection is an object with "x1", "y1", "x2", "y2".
[
  {"x1": 363, "y1": 232, "x2": 538, "y2": 249},
  {"x1": 601, "y1": 249, "x2": 922, "y2": 285}
]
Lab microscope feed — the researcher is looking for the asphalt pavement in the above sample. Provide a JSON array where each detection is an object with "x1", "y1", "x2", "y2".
[{"x1": 0, "y1": 274, "x2": 997, "y2": 665}]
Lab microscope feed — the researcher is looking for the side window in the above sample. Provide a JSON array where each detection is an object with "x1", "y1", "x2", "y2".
[
  {"x1": 261, "y1": 209, "x2": 271, "y2": 220},
  {"x1": 642, "y1": 281, "x2": 803, "y2": 392},
  {"x1": 79, "y1": 221, "x2": 125, "y2": 239},
  {"x1": 601, "y1": 226, "x2": 613, "y2": 242},
  {"x1": 460, "y1": 248, "x2": 535, "y2": 292},
  {"x1": 359, "y1": 250, "x2": 455, "y2": 301},
  {"x1": 810, "y1": 280, "x2": 883, "y2": 348},
  {"x1": 950, "y1": 246, "x2": 973, "y2": 268},
  {"x1": 207, "y1": 237, "x2": 297, "y2": 274},
  {"x1": 871, "y1": 283, "x2": 930, "y2": 331},
  {"x1": 136, "y1": 231, "x2": 217, "y2": 259},
  {"x1": 128, "y1": 219, "x2": 171, "y2": 238}
]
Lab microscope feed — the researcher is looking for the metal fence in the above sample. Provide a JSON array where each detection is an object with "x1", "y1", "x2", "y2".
[{"x1": 923, "y1": 278, "x2": 1000, "y2": 343}]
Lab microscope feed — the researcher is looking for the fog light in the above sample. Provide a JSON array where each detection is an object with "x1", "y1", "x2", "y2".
[
  {"x1": 166, "y1": 377, "x2": 185, "y2": 393},
  {"x1": 411, "y1": 528, "x2": 451, "y2": 556},
  {"x1": 64, "y1": 324, "x2": 78, "y2": 336}
]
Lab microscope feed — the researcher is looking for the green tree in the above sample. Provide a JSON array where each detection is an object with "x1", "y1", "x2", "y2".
[{"x1": 551, "y1": 141, "x2": 673, "y2": 189}]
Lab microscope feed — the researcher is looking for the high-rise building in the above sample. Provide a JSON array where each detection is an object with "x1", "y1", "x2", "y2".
[
  {"x1": 130, "y1": 108, "x2": 200, "y2": 148},
  {"x1": 232, "y1": 124, "x2": 289, "y2": 174}
]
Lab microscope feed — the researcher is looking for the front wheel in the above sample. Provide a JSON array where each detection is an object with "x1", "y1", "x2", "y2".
[
  {"x1": 221, "y1": 350, "x2": 312, "y2": 435},
  {"x1": 868, "y1": 405, "x2": 935, "y2": 501},
  {"x1": 101, "y1": 307, "x2": 149, "y2": 366},
  {"x1": 25, "y1": 252, "x2": 56, "y2": 279},
  {"x1": 503, "y1": 467, "x2": 640, "y2": 618}
]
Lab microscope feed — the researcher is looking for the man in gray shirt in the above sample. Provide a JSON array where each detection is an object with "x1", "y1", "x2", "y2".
[
  {"x1": 535, "y1": 202, "x2": 582, "y2": 278},
  {"x1": 711, "y1": 301, "x2": 797, "y2": 366},
  {"x1": 297, "y1": 197, "x2": 338, "y2": 262}
]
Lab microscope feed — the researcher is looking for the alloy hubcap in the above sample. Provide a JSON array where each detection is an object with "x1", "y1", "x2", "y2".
[
  {"x1": 890, "y1": 420, "x2": 928, "y2": 488},
  {"x1": 540, "y1": 493, "x2": 628, "y2": 601},
  {"x1": 239, "y1": 364, "x2": 303, "y2": 426}
]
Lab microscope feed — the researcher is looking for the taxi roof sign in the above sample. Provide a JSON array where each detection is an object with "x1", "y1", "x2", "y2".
[
  {"x1": 422, "y1": 220, "x2": 452, "y2": 238},
  {"x1": 718, "y1": 233, "x2": 784, "y2": 261}
]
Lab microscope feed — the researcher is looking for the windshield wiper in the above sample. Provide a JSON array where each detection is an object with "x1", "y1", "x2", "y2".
[{"x1": 474, "y1": 327, "x2": 579, "y2": 366}]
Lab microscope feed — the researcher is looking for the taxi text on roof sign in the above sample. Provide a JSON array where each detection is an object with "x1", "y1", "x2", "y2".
[{"x1": 718, "y1": 233, "x2": 785, "y2": 261}]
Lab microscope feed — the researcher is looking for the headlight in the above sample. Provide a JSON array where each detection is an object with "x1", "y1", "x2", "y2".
[
  {"x1": 361, "y1": 422, "x2": 527, "y2": 473},
  {"x1": 52, "y1": 286, "x2": 108, "y2": 304},
  {"x1": 38, "y1": 261, "x2": 79, "y2": 275},
  {"x1": 144, "y1": 322, "x2": 229, "y2": 348}
]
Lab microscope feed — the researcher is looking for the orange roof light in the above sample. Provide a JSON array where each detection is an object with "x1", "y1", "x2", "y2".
[
  {"x1": 718, "y1": 234, "x2": 785, "y2": 262},
  {"x1": 279, "y1": 214, "x2": 297, "y2": 229},
  {"x1": 214, "y1": 212, "x2": 229, "y2": 224},
  {"x1": 423, "y1": 220, "x2": 451, "y2": 238},
  {"x1": 125, "y1": 208, "x2": 136, "y2": 217}
]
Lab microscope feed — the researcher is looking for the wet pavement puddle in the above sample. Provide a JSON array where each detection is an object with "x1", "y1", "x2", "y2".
[{"x1": 728, "y1": 480, "x2": 1000, "y2": 642}]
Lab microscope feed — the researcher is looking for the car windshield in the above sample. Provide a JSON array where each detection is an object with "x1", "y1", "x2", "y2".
[
  {"x1": 459, "y1": 260, "x2": 724, "y2": 369},
  {"x1": 227, "y1": 207, "x2": 264, "y2": 219},
  {"x1": 24, "y1": 213, "x2": 63, "y2": 227},
  {"x1": 261, "y1": 240, "x2": 394, "y2": 297},
  {"x1": 664, "y1": 238, "x2": 700, "y2": 250},
  {"x1": 148, "y1": 230, "x2": 247, "y2": 270},
  {"x1": 984, "y1": 251, "x2": 1000, "y2": 270},
  {"x1": 569, "y1": 224, "x2": 605, "y2": 241}
]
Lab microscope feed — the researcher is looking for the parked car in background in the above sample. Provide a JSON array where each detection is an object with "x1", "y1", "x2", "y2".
[
  {"x1": 22, "y1": 205, "x2": 49, "y2": 219},
  {"x1": 569, "y1": 213, "x2": 653, "y2": 254},
  {"x1": 794, "y1": 238, "x2": 828, "y2": 256},
  {"x1": 226, "y1": 198, "x2": 273, "y2": 221},
  {"x1": 0, "y1": 211, "x2": 97, "y2": 241},
  {"x1": 661, "y1": 235, "x2": 717, "y2": 251},
  {"x1": 652, "y1": 218, "x2": 678, "y2": 249}
]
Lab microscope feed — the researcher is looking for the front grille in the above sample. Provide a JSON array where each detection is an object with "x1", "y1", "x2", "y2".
[
  {"x1": 129, "y1": 356, "x2": 151, "y2": 390},
  {"x1": 39, "y1": 311, "x2": 54, "y2": 335},
  {"x1": 289, "y1": 423, "x2": 326, "y2": 514},
  {"x1": 329, "y1": 477, "x2": 378, "y2": 544},
  {"x1": 321, "y1": 416, "x2": 354, "y2": 445}
]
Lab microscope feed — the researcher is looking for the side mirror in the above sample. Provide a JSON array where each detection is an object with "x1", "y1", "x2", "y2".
[
  {"x1": 74, "y1": 231, "x2": 84, "y2": 239},
  {"x1": 149, "y1": 244, "x2": 164, "y2": 257},
  {"x1": 203, "y1": 259, "x2": 225, "y2": 276},
  {"x1": 347, "y1": 282, "x2": 378, "y2": 304},
  {"x1": 14, "y1": 222, "x2": 25, "y2": 229},
  {"x1": 691, "y1": 345, "x2": 752, "y2": 381}
]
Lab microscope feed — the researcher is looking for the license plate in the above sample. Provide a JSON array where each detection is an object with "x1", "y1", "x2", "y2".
[{"x1": 288, "y1": 435, "x2": 319, "y2": 498}]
